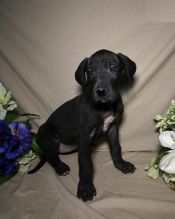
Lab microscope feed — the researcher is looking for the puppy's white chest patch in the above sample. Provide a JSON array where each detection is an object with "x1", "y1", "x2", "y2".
[{"x1": 103, "y1": 114, "x2": 115, "y2": 132}]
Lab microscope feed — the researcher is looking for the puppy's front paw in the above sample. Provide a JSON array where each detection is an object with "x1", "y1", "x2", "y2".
[
  {"x1": 115, "y1": 159, "x2": 136, "y2": 174},
  {"x1": 77, "y1": 181, "x2": 96, "y2": 202},
  {"x1": 55, "y1": 162, "x2": 70, "y2": 176}
]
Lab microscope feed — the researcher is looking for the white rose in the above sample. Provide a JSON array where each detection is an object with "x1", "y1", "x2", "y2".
[
  {"x1": 159, "y1": 131, "x2": 175, "y2": 149},
  {"x1": 159, "y1": 150, "x2": 175, "y2": 174}
]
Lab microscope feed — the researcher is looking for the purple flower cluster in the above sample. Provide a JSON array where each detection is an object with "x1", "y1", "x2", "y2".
[{"x1": 0, "y1": 120, "x2": 31, "y2": 176}]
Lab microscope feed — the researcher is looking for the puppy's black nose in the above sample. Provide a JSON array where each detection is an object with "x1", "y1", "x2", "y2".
[{"x1": 96, "y1": 88, "x2": 107, "y2": 97}]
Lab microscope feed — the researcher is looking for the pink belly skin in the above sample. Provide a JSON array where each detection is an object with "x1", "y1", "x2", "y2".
[{"x1": 59, "y1": 143, "x2": 77, "y2": 154}]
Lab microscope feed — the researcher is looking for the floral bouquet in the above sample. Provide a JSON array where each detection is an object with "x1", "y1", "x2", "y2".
[
  {"x1": 146, "y1": 100, "x2": 175, "y2": 189},
  {"x1": 0, "y1": 82, "x2": 42, "y2": 185}
]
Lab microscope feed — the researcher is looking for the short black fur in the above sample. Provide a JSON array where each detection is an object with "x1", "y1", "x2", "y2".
[{"x1": 28, "y1": 49, "x2": 136, "y2": 202}]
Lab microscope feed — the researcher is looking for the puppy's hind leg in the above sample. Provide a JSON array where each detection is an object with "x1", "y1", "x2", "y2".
[{"x1": 36, "y1": 123, "x2": 70, "y2": 175}]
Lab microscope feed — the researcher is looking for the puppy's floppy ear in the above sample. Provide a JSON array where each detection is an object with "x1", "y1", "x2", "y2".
[
  {"x1": 117, "y1": 53, "x2": 136, "y2": 83},
  {"x1": 75, "y1": 58, "x2": 89, "y2": 85}
]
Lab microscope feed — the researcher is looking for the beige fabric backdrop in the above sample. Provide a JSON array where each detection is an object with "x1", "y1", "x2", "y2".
[{"x1": 0, "y1": 1, "x2": 175, "y2": 219}]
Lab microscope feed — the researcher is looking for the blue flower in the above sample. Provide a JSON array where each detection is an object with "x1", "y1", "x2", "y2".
[
  {"x1": 0, "y1": 120, "x2": 12, "y2": 153},
  {"x1": 6, "y1": 122, "x2": 31, "y2": 159},
  {"x1": 0, "y1": 120, "x2": 31, "y2": 176},
  {"x1": 0, "y1": 160, "x2": 18, "y2": 176}
]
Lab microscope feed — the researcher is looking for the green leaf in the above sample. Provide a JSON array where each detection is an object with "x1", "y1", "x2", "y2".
[
  {"x1": 155, "y1": 148, "x2": 169, "y2": 165},
  {"x1": 146, "y1": 148, "x2": 169, "y2": 180},
  {"x1": 5, "y1": 111, "x2": 20, "y2": 122},
  {"x1": 20, "y1": 113, "x2": 40, "y2": 119},
  {"x1": 147, "y1": 165, "x2": 160, "y2": 180},
  {"x1": 31, "y1": 136, "x2": 43, "y2": 157},
  {"x1": 146, "y1": 156, "x2": 160, "y2": 180}
]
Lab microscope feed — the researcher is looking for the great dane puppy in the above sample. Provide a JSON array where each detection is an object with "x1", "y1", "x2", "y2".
[{"x1": 29, "y1": 49, "x2": 136, "y2": 202}]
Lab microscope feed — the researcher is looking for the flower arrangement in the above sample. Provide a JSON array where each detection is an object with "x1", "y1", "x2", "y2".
[
  {"x1": 146, "y1": 100, "x2": 175, "y2": 189},
  {"x1": 0, "y1": 82, "x2": 41, "y2": 185}
]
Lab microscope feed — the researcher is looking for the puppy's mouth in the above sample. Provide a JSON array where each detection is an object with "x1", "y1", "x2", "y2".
[
  {"x1": 92, "y1": 87, "x2": 117, "y2": 105},
  {"x1": 94, "y1": 96, "x2": 112, "y2": 104},
  {"x1": 97, "y1": 98, "x2": 110, "y2": 103},
  {"x1": 94, "y1": 98, "x2": 113, "y2": 111}
]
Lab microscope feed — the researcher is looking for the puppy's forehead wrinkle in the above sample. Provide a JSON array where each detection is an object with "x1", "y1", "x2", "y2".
[
  {"x1": 89, "y1": 52, "x2": 120, "y2": 68},
  {"x1": 88, "y1": 58, "x2": 119, "y2": 68}
]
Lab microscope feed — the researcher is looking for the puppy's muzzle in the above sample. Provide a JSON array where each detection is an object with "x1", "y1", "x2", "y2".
[{"x1": 95, "y1": 87, "x2": 107, "y2": 97}]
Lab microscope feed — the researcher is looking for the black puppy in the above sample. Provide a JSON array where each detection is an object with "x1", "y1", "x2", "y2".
[{"x1": 29, "y1": 49, "x2": 136, "y2": 202}]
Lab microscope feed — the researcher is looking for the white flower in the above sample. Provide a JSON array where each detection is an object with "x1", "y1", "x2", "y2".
[
  {"x1": 0, "y1": 82, "x2": 11, "y2": 105},
  {"x1": 159, "y1": 131, "x2": 175, "y2": 149},
  {"x1": 7, "y1": 101, "x2": 17, "y2": 111},
  {"x1": 162, "y1": 172, "x2": 175, "y2": 183},
  {"x1": 18, "y1": 150, "x2": 37, "y2": 172},
  {"x1": 155, "y1": 114, "x2": 163, "y2": 121},
  {"x1": 0, "y1": 105, "x2": 7, "y2": 119},
  {"x1": 159, "y1": 150, "x2": 175, "y2": 174},
  {"x1": 0, "y1": 82, "x2": 17, "y2": 112},
  {"x1": 0, "y1": 82, "x2": 7, "y2": 103}
]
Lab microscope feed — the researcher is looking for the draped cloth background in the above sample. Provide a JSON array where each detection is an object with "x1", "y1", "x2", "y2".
[{"x1": 0, "y1": 1, "x2": 175, "y2": 218}]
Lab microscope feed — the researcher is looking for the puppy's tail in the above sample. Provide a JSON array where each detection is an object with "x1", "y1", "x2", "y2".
[{"x1": 28, "y1": 159, "x2": 46, "y2": 174}]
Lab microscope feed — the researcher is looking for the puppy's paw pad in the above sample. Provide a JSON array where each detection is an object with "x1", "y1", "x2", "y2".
[
  {"x1": 77, "y1": 182, "x2": 96, "y2": 202},
  {"x1": 116, "y1": 160, "x2": 136, "y2": 174},
  {"x1": 55, "y1": 162, "x2": 70, "y2": 176}
]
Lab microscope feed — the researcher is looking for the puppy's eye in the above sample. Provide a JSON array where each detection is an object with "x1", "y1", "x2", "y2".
[
  {"x1": 110, "y1": 66, "x2": 118, "y2": 71},
  {"x1": 87, "y1": 68, "x2": 93, "y2": 73}
]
